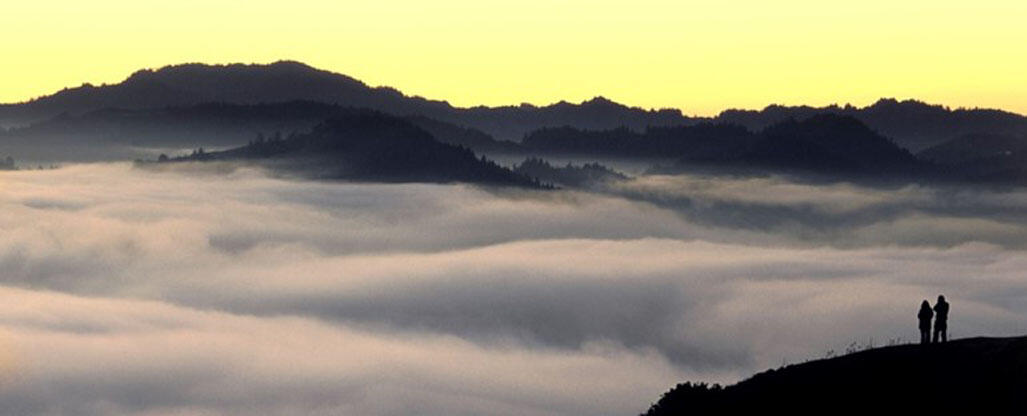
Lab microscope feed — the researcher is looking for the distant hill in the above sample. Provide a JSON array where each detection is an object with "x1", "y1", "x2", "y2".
[
  {"x1": 917, "y1": 133, "x2": 1027, "y2": 184},
  {"x1": 0, "y1": 101, "x2": 519, "y2": 162},
  {"x1": 4, "y1": 62, "x2": 1025, "y2": 149},
  {"x1": 735, "y1": 114, "x2": 923, "y2": 176},
  {"x1": 520, "y1": 115, "x2": 931, "y2": 180},
  {"x1": 512, "y1": 157, "x2": 628, "y2": 188},
  {"x1": 150, "y1": 109, "x2": 542, "y2": 187},
  {"x1": 716, "y1": 99, "x2": 1027, "y2": 152},
  {"x1": 0, "y1": 61, "x2": 689, "y2": 142},
  {"x1": 642, "y1": 336, "x2": 1027, "y2": 415}
]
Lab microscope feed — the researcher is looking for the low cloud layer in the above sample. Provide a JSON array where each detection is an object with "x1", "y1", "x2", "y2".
[{"x1": 1, "y1": 163, "x2": 1026, "y2": 415}]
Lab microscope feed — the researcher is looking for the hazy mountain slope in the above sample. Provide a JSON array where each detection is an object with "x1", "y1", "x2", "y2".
[
  {"x1": 518, "y1": 115, "x2": 929, "y2": 179},
  {"x1": 917, "y1": 133, "x2": 1027, "y2": 184},
  {"x1": 642, "y1": 336, "x2": 1027, "y2": 415},
  {"x1": 5, "y1": 61, "x2": 1025, "y2": 152},
  {"x1": 512, "y1": 157, "x2": 628, "y2": 188},
  {"x1": 716, "y1": 99, "x2": 1027, "y2": 152},
  {"x1": 0, "y1": 101, "x2": 520, "y2": 162},
  {"x1": 918, "y1": 133, "x2": 1027, "y2": 165},
  {"x1": 738, "y1": 114, "x2": 922, "y2": 175},
  {"x1": 154, "y1": 109, "x2": 541, "y2": 187}
]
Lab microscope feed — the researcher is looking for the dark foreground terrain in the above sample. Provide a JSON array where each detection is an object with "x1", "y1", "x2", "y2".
[{"x1": 643, "y1": 336, "x2": 1027, "y2": 415}]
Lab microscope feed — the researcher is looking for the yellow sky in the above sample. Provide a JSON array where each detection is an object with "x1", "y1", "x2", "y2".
[{"x1": 2, "y1": 1, "x2": 1026, "y2": 116}]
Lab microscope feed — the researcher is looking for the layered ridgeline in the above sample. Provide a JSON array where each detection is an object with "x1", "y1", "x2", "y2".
[
  {"x1": 917, "y1": 133, "x2": 1027, "y2": 184},
  {"x1": 3, "y1": 61, "x2": 1026, "y2": 150},
  {"x1": 150, "y1": 110, "x2": 542, "y2": 187},
  {"x1": 7, "y1": 101, "x2": 1021, "y2": 184},
  {"x1": 718, "y1": 99, "x2": 1027, "y2": 152},
  {"x1": 642, "y1": 336, "x2": 1027, "y2": 415},
  {"x1": 0, "y1": 101, "x2": 519, "y2": 161},
  {"x1": 0, "y1": 61, "x2": 685, "y2": 142},
  {"x1": 3, "y1": 61, "x2": 1026, "y2": 184},
  {"x1": 523, "y1": 114, "x2": 928, "y2": 180},
  {"x1": 518, "y1": 115, "x2": 1027, "y2": 184}
]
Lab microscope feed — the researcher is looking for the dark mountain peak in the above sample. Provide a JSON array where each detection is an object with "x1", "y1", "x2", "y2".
[
  {"x1": 580, "y1": 96, "x2": 622, "y2": 108},
  {"x1": 866, "y1": 97, "x2": 944, "y2": 114},
  {"x1": 741, "y1": 114, "x2": 920, "y2": 175},
  {"x1": 1, "y1": 61, "x2": 693, "y2": 139},
  {"x1": 550, "y1": 100, "x2": 575, "y2": 108},
  {"x1": 714, "y1": 98, "x2": 1027, "y2": 152},
  {"x1": 763, "y1": 113, "x2": 875, "y2": 135},
  {"x1": 138, "y1": 60, "x2": 323, "y2": 78},
  {"x1": 870, "y1": 97, "x2": 901, "y2": 107}
]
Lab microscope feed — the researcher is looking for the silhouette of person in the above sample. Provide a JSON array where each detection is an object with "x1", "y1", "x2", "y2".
[
  {"x1": 933, "y1": 295, "x2": 949, "y2": 343},
  {"x1": 917, "y1": 300, "x2": 933, "y2": 345}
]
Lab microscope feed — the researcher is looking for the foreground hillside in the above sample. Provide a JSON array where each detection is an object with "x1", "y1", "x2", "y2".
[{"x1": 643, "y1": 336, "x2": 1027, "y2": 415}]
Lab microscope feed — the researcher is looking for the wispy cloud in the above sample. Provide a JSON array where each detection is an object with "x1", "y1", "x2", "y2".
[{"x1": 0, "y1": 163, "x2": 1025, "y2": 415}]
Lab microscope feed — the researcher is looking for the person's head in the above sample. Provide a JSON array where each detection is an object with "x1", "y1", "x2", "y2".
[
  {"x1": 921, "y1": 300, "x2": 930, "y2": 309},
  {"x1": 938, "y1": 295, "x2": 946, "y2": 303}
]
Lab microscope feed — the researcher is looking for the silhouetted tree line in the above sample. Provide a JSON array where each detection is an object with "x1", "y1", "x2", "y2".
[
  {"x1": 717, "y1": 98, "x2": 1027, "y2": 152},
  {"x1": 519, "y1": 115, "x2": 931, "y2": 178},
  {"x1": 162, "y1": 110, "x2": 548, "y2": 188},
  {"x1": 513, "y1": 157, "x2": 627, "y2": 187}
]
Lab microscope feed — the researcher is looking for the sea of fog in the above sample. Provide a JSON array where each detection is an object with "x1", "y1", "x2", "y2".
[{"x1": 1, "y1": 162, "x2": 1025, "y2": 416}]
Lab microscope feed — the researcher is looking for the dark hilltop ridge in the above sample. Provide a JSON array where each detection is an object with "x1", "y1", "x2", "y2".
[
  {"x1": 0, "y1": 61, "x2": 685, "y2": 141},
  {"x1": 147, "y1": 109, "x2": 544, "y2": 188},
  {"x1": 917, "y1": 132, "x2": 1027, "y2": 184},
  {"x1": 3, "y1": 61, "x2": 1027, "y2": 185},
  {"x1": 642, "y1": 336, "x2": 1027, "y2": 416},
  {"x1": 3, "y1": 61, "x2": 1026, "y2": 149},
  {"x1": 718, "y1": 98, "x2": 1027, "y2": 152},
  {"x1": 0, "y1": 101, "x2": 518, "y2": 157}
]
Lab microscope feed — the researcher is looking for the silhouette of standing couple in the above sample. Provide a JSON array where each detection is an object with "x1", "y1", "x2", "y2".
[{"x1": 917, "y1": 295, "x2": 949, "y2": 344}]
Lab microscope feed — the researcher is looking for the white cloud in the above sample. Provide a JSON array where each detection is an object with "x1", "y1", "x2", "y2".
[{"x1": 0, "y1": 163, "x2": 1025, "y2": 415}]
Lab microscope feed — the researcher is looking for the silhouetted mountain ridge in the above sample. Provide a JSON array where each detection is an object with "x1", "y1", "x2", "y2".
[
  {"x1": 717, "y1": 98, "x2": 1027, "y2": 151},
  {"x1": 0, "y1": 61, "x2": 687, "y2": 141},
  {"x1": 917, "y1": 133, "x2": 1027, "y2": 184},
  {"x1": 154, "y1": 109, "x2": 542, "y2": 187},
  {"x1": 0, "y1": 101, "x2": 518, "y2": 161},
  {"x1": 740, "y1": 114, "x2": 921, "y2": 174},
  {"x1": 519, "y1": 115, "x2": 928, "y2": 179},
  {"x1": 5, "y1": 61, "x2": 1025, "y2": 150}
]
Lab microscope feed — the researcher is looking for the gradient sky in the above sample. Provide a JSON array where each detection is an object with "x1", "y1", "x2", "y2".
[{"x1": 3, "y1": 0, "x2": 1026, "y2": 116}]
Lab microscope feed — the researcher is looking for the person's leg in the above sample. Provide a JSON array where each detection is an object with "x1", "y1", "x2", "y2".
[
  {"x1": 941, "y1": 329, "x2": 947, "y2": 343},
  {"x1": 932, "y1": 328, "x2": 939, "y2": 343}
]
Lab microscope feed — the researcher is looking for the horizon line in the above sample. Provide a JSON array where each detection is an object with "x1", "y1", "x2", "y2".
[{"x1": 3, "y1": 59, "x2": 1025, "y2": 119}]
